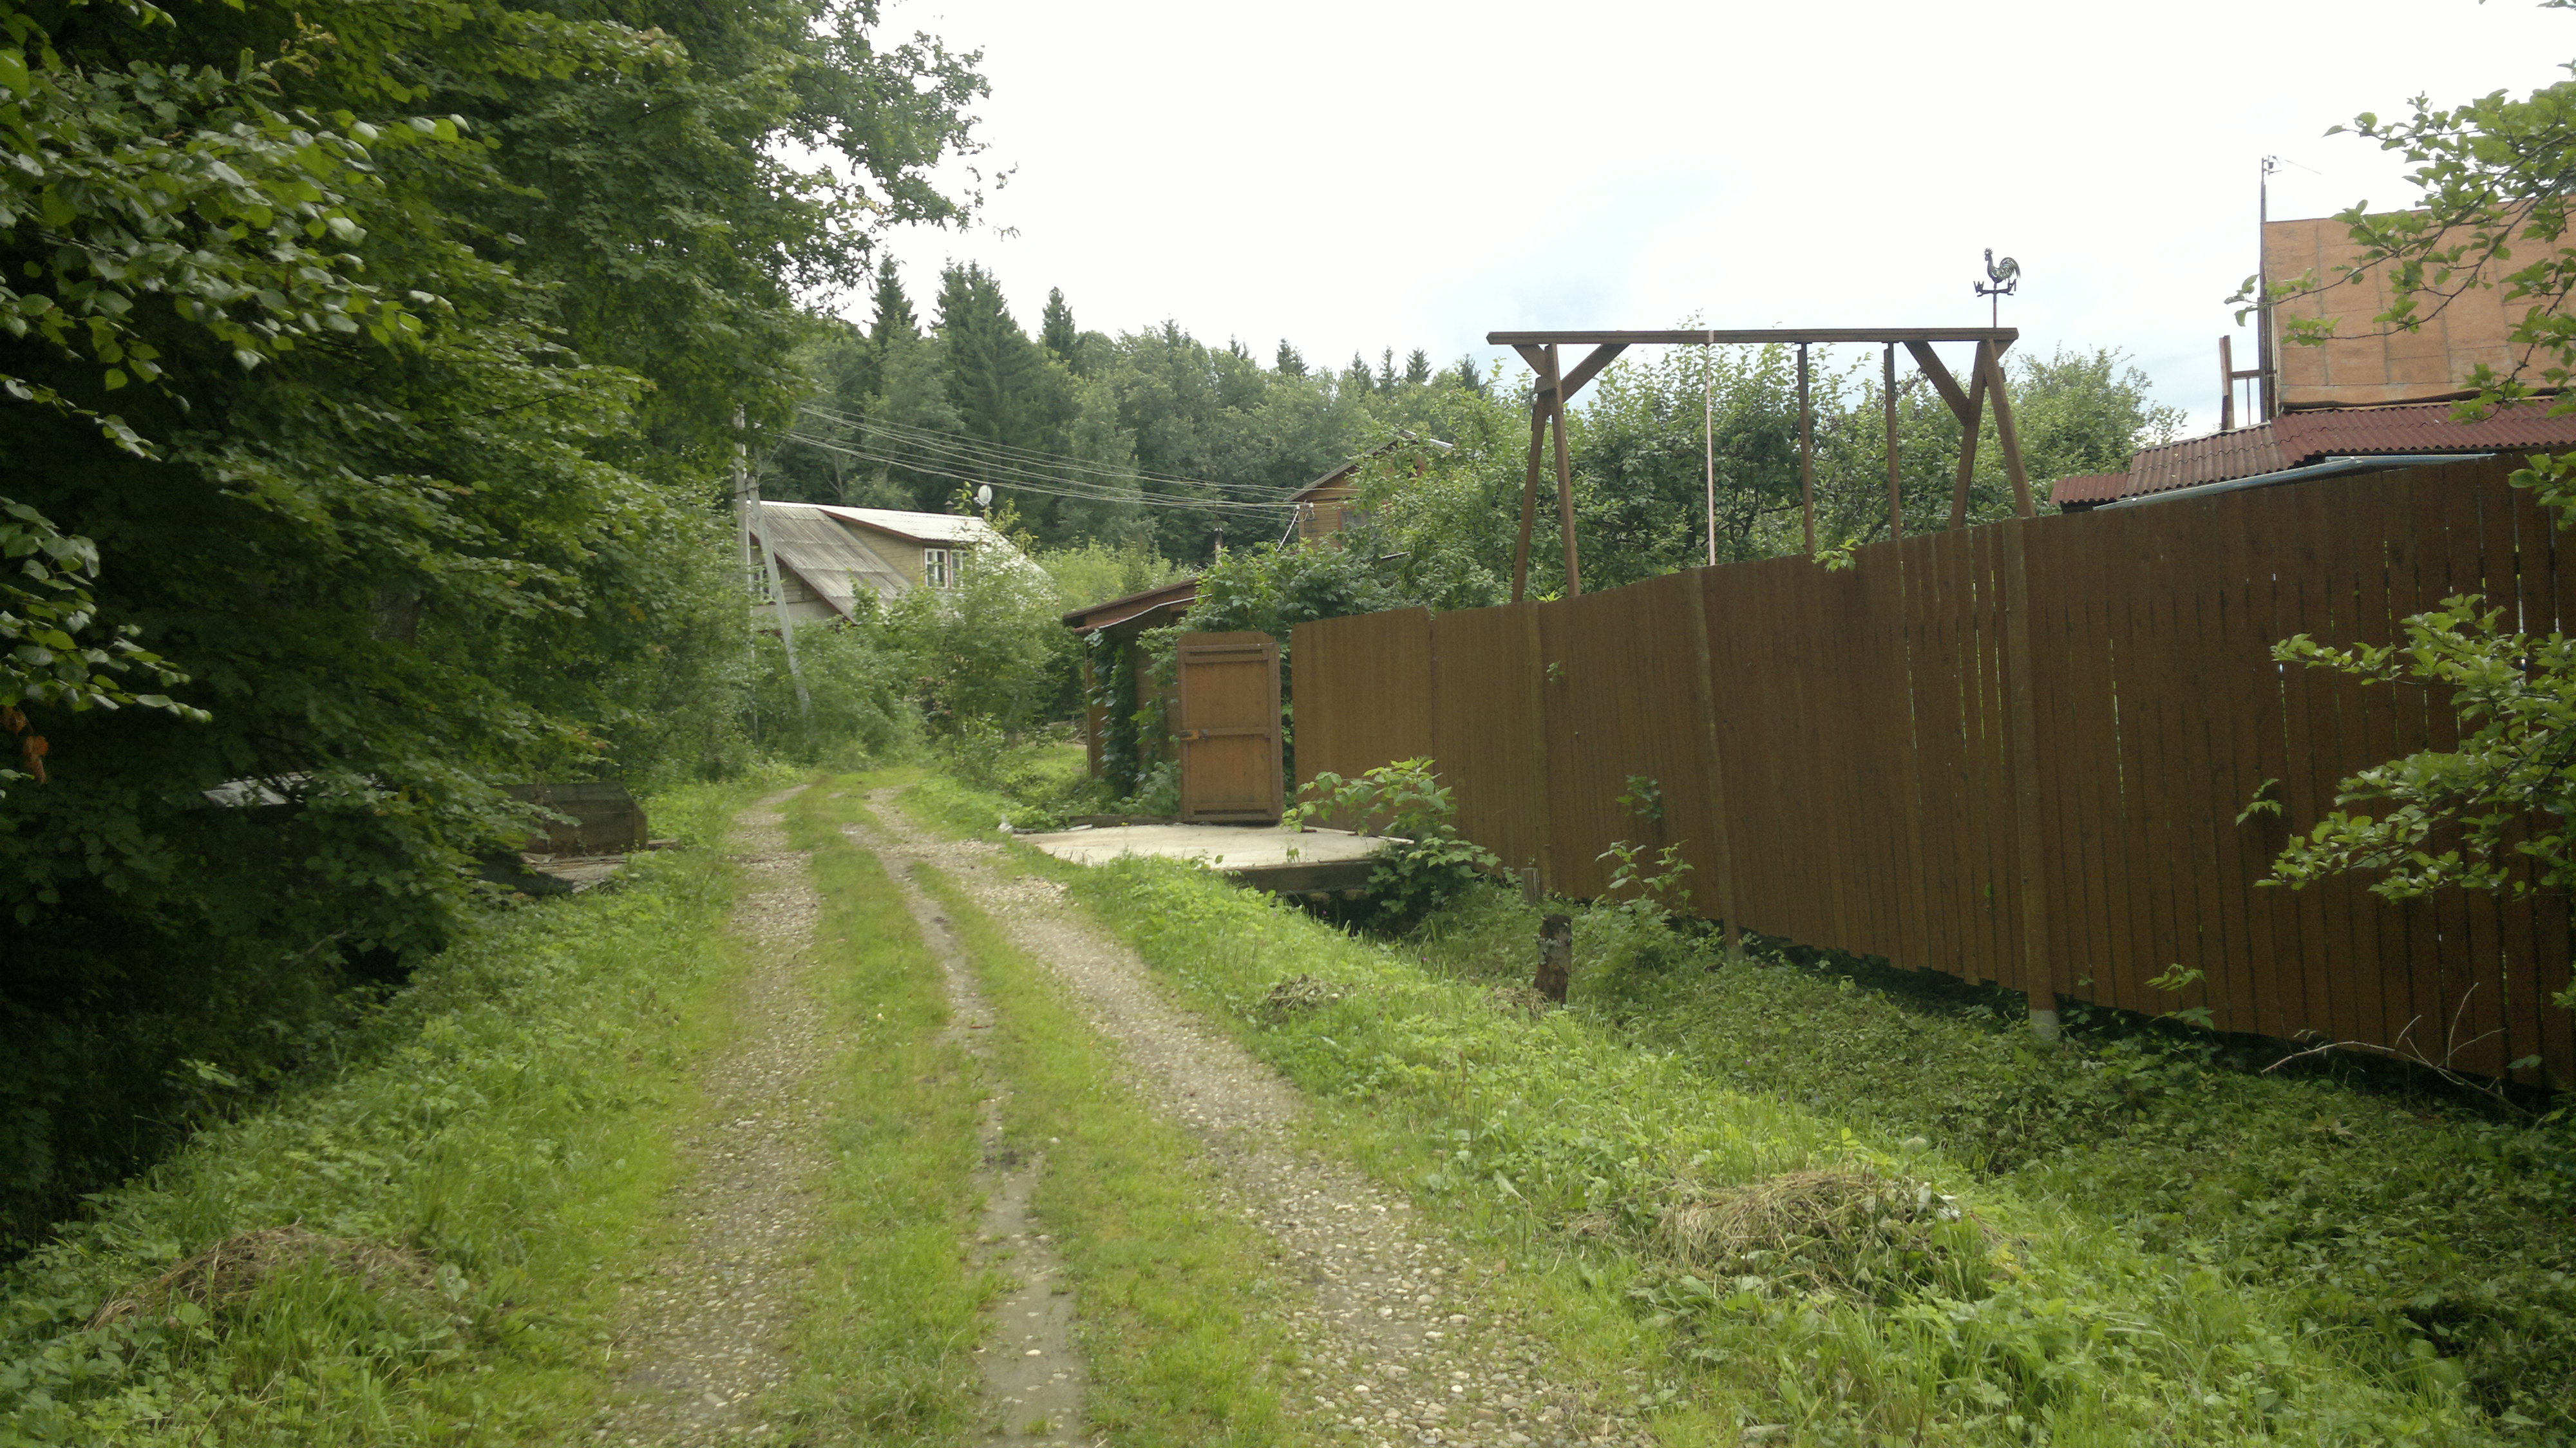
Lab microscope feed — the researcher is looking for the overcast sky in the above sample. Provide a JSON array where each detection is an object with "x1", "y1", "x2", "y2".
[{"x1": 855, "y1": 0, "x2": 2572, "y2": 435}]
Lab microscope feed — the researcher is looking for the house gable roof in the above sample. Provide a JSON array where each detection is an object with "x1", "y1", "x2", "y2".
[
  {"x1": 813, "y1": 504, "x2": 1012, "y2": 548},
  {"x1": 750, "y1": 502, "x2": 913, "y2": 614}
]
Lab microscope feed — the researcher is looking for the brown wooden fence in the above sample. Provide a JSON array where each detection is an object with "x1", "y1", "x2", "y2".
[{"x1": 1291, "y1": 455, "x2": 2575, "y2": 1086}]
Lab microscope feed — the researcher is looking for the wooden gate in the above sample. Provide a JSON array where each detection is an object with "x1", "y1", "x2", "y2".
[{"x1": 1175, "y1": 631, "x2": 1283, "y2": 823}]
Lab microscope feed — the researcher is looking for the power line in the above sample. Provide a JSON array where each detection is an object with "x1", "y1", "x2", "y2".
[
  {"x1": 792, "y1": 403, "x2": 1303, "y2": 500},
  {"x1": 773, "y1": 431, "x2": 1294, "y2": 513}
]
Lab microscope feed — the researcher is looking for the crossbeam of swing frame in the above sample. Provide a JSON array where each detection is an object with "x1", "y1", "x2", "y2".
[{"x1": 1495, "y1": 327, "x2": 2032, "y2": 604}]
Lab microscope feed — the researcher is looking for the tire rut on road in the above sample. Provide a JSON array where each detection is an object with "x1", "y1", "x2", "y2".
[
  {"x1": 848, "y1": 814, "x2": 1088, "y2": 1448},
  {"x1": 869, "y1": 794, "x2": 1653, "y2": 1448}
]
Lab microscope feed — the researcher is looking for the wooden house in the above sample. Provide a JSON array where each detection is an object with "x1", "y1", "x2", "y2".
[{"x1": 747, "y1": 501, "x2": 1031, "y2": 624}]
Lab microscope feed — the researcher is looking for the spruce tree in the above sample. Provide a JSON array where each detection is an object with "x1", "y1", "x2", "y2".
[
  {"x1": 1040, "y1": 286, "x2": 1081, "y2": 368},
  {"x1": 1276, "y1": 340, "x2": 1307, "y2": 376},
  {"x1": 1378, "y1": 347, "x2": 1397, "y2": 394},
  {"x1": 1404, "y1": 348, "x2": 1432, "y2": 386},
  {"x1": 868, "y1": 256, "x2": 918, "y2": 346},
  {"x1": 1345, "y1": 353, "x2": 1372, "y2": 395}
]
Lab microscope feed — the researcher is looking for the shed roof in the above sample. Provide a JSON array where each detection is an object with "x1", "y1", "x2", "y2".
[
  {"x1": 751, "y1": 502, "x2": 913, "y2": 614},
  {"x1": 1289, "y1": 432, "x2": 1439, "y2": 504},
  {"x1": 2076, "y1": 399, "x2": 2576, "y2": 506},
  {"x1": 1061, "y1": 575, "x2": 1200, "y2": 633}
]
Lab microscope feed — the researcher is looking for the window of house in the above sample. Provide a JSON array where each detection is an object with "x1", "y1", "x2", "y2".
[{"x1": 923, "y1": 547, "x2": 963, "y2": 589}]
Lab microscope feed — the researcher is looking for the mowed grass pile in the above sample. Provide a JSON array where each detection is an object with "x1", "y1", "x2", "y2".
[
  {"x1": 1047, "y1": 849, "x2": 2527, "y2": 1447},
  {"x1": 0, "y1": 782, "x2": 761, "y2": 1445}
]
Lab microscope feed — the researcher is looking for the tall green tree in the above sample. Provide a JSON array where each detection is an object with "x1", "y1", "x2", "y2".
[
  {"x1": 1040, "y1": 286, "x2": 1081, "y2": 368},
  {"x1": 0, "y1": 0, "x2": 984, "y2": 1236}
]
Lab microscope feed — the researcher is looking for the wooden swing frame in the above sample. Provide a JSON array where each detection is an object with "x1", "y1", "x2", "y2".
[{"x1": 1486, "y1": 327, "x2": 2031, "y2": 602}]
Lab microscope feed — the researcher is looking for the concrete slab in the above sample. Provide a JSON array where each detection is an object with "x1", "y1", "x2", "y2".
[{"x1": 1015, "y1": 823, "x2": 1390, "y2": 870}]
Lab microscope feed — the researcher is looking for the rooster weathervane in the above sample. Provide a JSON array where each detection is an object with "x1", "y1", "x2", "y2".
[{"x1": 1975, "y1": 249, "x2": 2020, "y2": 327}]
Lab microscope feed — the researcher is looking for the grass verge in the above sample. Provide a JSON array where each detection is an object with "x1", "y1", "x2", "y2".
[
  {"x1": 0, "y1": 778, "x2": 770, "y2": 1445},
  {"x1": 1045, "y1": 853, "x2": 2508, "y2": 1447}
]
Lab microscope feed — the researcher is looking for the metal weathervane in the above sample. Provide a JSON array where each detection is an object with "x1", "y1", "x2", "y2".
[{"x1": 1975, "y1": 249, "x2": 2021, "y2": 327}]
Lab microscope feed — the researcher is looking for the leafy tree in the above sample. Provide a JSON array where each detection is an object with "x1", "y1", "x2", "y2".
[{"x1": 0, "y1": 0, "x2": 984, "y2": 1237}]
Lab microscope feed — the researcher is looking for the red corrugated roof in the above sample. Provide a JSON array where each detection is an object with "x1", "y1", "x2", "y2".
[
  {"x1": 2048, "y1": 472, "x2": 2130, "y2": 506},
  {"x1": 2114, "y1": 399, "x2": 2576, "y2": 501}
]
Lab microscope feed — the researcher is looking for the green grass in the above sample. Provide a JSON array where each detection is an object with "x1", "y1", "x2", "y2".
[
  {"x1": 800, "y1": 779, "x2": 1307, "y2": 1447},
  {"x1": 768, "y1": 778, "x2": 997, "y2": 1443},
  {"x1": 1037, "y1": 852, "x2": 2512, "y2": 1447},
  {"x1": 0, "y1": 778, "x2": 774, "y2": 1445},
  {"x1": 1412, "y1": 886, "x2": 2576, "y2": 1441}
]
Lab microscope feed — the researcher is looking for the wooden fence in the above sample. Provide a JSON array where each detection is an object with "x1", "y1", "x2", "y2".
[{"x1": 1291, "y1": 455, "x2": 2575, "y2": 1085}]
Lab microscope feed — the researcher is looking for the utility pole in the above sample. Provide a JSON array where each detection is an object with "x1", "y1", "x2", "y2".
[{"x1": 2257, "y1": 157, "x2": 2278, "y2": 422}]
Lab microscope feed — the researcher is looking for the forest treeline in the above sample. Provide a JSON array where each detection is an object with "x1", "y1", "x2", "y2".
[
  {"x1": 766, "y1": 258, "x2": 2180, "y2": 598},
  {"x1": 0, "y1": 0, "x2": 2180, "y2": 1246}
]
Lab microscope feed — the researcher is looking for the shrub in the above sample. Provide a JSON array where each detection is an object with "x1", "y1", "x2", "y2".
[{"x1": 1289, "y1": 758, "x2": 1495, "y2": 929}]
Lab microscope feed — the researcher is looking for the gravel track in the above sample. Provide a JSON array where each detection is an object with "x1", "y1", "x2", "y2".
[
  {"x1": 849, "y1": 814, "x2": 1088, "y2": 1448},
  {"x1": 869, "y1": 795, "x2": 1654, "y2": 1448},
  {"x1": 599, "y1": 787, "x2": 833, "y2": 1446}
]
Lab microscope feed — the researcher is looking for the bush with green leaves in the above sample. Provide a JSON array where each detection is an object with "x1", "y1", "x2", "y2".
[{"x1": 1289, "y1": 758, "x2": 1495, "y2": 928}]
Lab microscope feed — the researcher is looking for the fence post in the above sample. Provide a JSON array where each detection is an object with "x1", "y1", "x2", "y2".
[
  {"x1": 1680, "y1": 571, "x2": 1746, "y2": 962},
  {"x1": 2001, "y1": 520, "x2": 2058, "y2": 1038}
]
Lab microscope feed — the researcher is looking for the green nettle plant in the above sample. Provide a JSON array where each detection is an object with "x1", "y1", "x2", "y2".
[
  {"x1": 2250, "y1": 8, "x2": 2576, "y2": 1022},
  {"x1": 1289, "y1": 757, "x2": 1495, "y2": 928}
]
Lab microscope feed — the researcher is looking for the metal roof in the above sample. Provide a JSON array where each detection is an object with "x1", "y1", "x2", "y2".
[
  {"x1": 1061, "y1": 576, "x2": 1200, "y2": 631},
  {"x1": 2114, "y1": 399, "x2": 2576, "y2": 502},
  {"x1": 751, "y1": 502, "x2": 913, "y2": 614},
  {"x1": 813, "y1": 504, "x2": 1012, "y2": 547}
]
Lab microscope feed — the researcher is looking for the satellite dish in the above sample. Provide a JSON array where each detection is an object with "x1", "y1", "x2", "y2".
[{"x1": 975, "y1": 483, "x2": 994, "y2": 511}]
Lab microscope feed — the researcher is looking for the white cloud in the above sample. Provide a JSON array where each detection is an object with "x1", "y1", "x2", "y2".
[{"x1": 862, "y1": 0, "x2": 2572, "y2": 435}]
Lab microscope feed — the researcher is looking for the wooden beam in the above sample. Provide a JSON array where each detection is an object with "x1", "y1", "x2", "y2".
[
  {"x1": 1511, "y1": 401, "x2": 1548, "y2": 604},
  {"x1": 2219, "y1": 334, "x2": 2235, "y2": 432},
  {"x1": 1549, "y1": 343, "x2": 1582, "y2": 596},
  {"x1": 1949, "y1": 343, "x2": 1988, "y2": 529},
  {"x1": 1798, "y1": 343, "x2": 1815, "y2": 555},
  {"x1": 1885, "y1": 343, "x2": 1902, "y2": 540},
  {"x1": 1491, "y1": 327, "x2": 2019, "y2": 347},
  {"x1": 1903, "y1": 341, "x2": 1976, "y2": 428},
  {"x1": 1978, "y1": 340, "x2": 2035, "y2": 519},
  {"x1": 1554, "y1": 342, "x2": 1629, "y2": 404}
]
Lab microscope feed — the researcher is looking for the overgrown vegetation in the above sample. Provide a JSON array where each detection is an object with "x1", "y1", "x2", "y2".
[
  {"x1": 1032, "y1": 843, "x2": 2570, "y2": 1445},
  {"x1": 1290, "y1": 758, "x2": 1495, "y2": 928},
  {"x1": 0, "y1": 0, "x2": 985, "y2": 1240},
  {"x1": 0, "y1": 781, "x2": 766, "y2": 1443}
]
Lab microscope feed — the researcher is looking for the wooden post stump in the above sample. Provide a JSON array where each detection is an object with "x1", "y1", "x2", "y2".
[{"x1": 1536, "y1": 913, "x2": 1573, "y2": 1003}]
